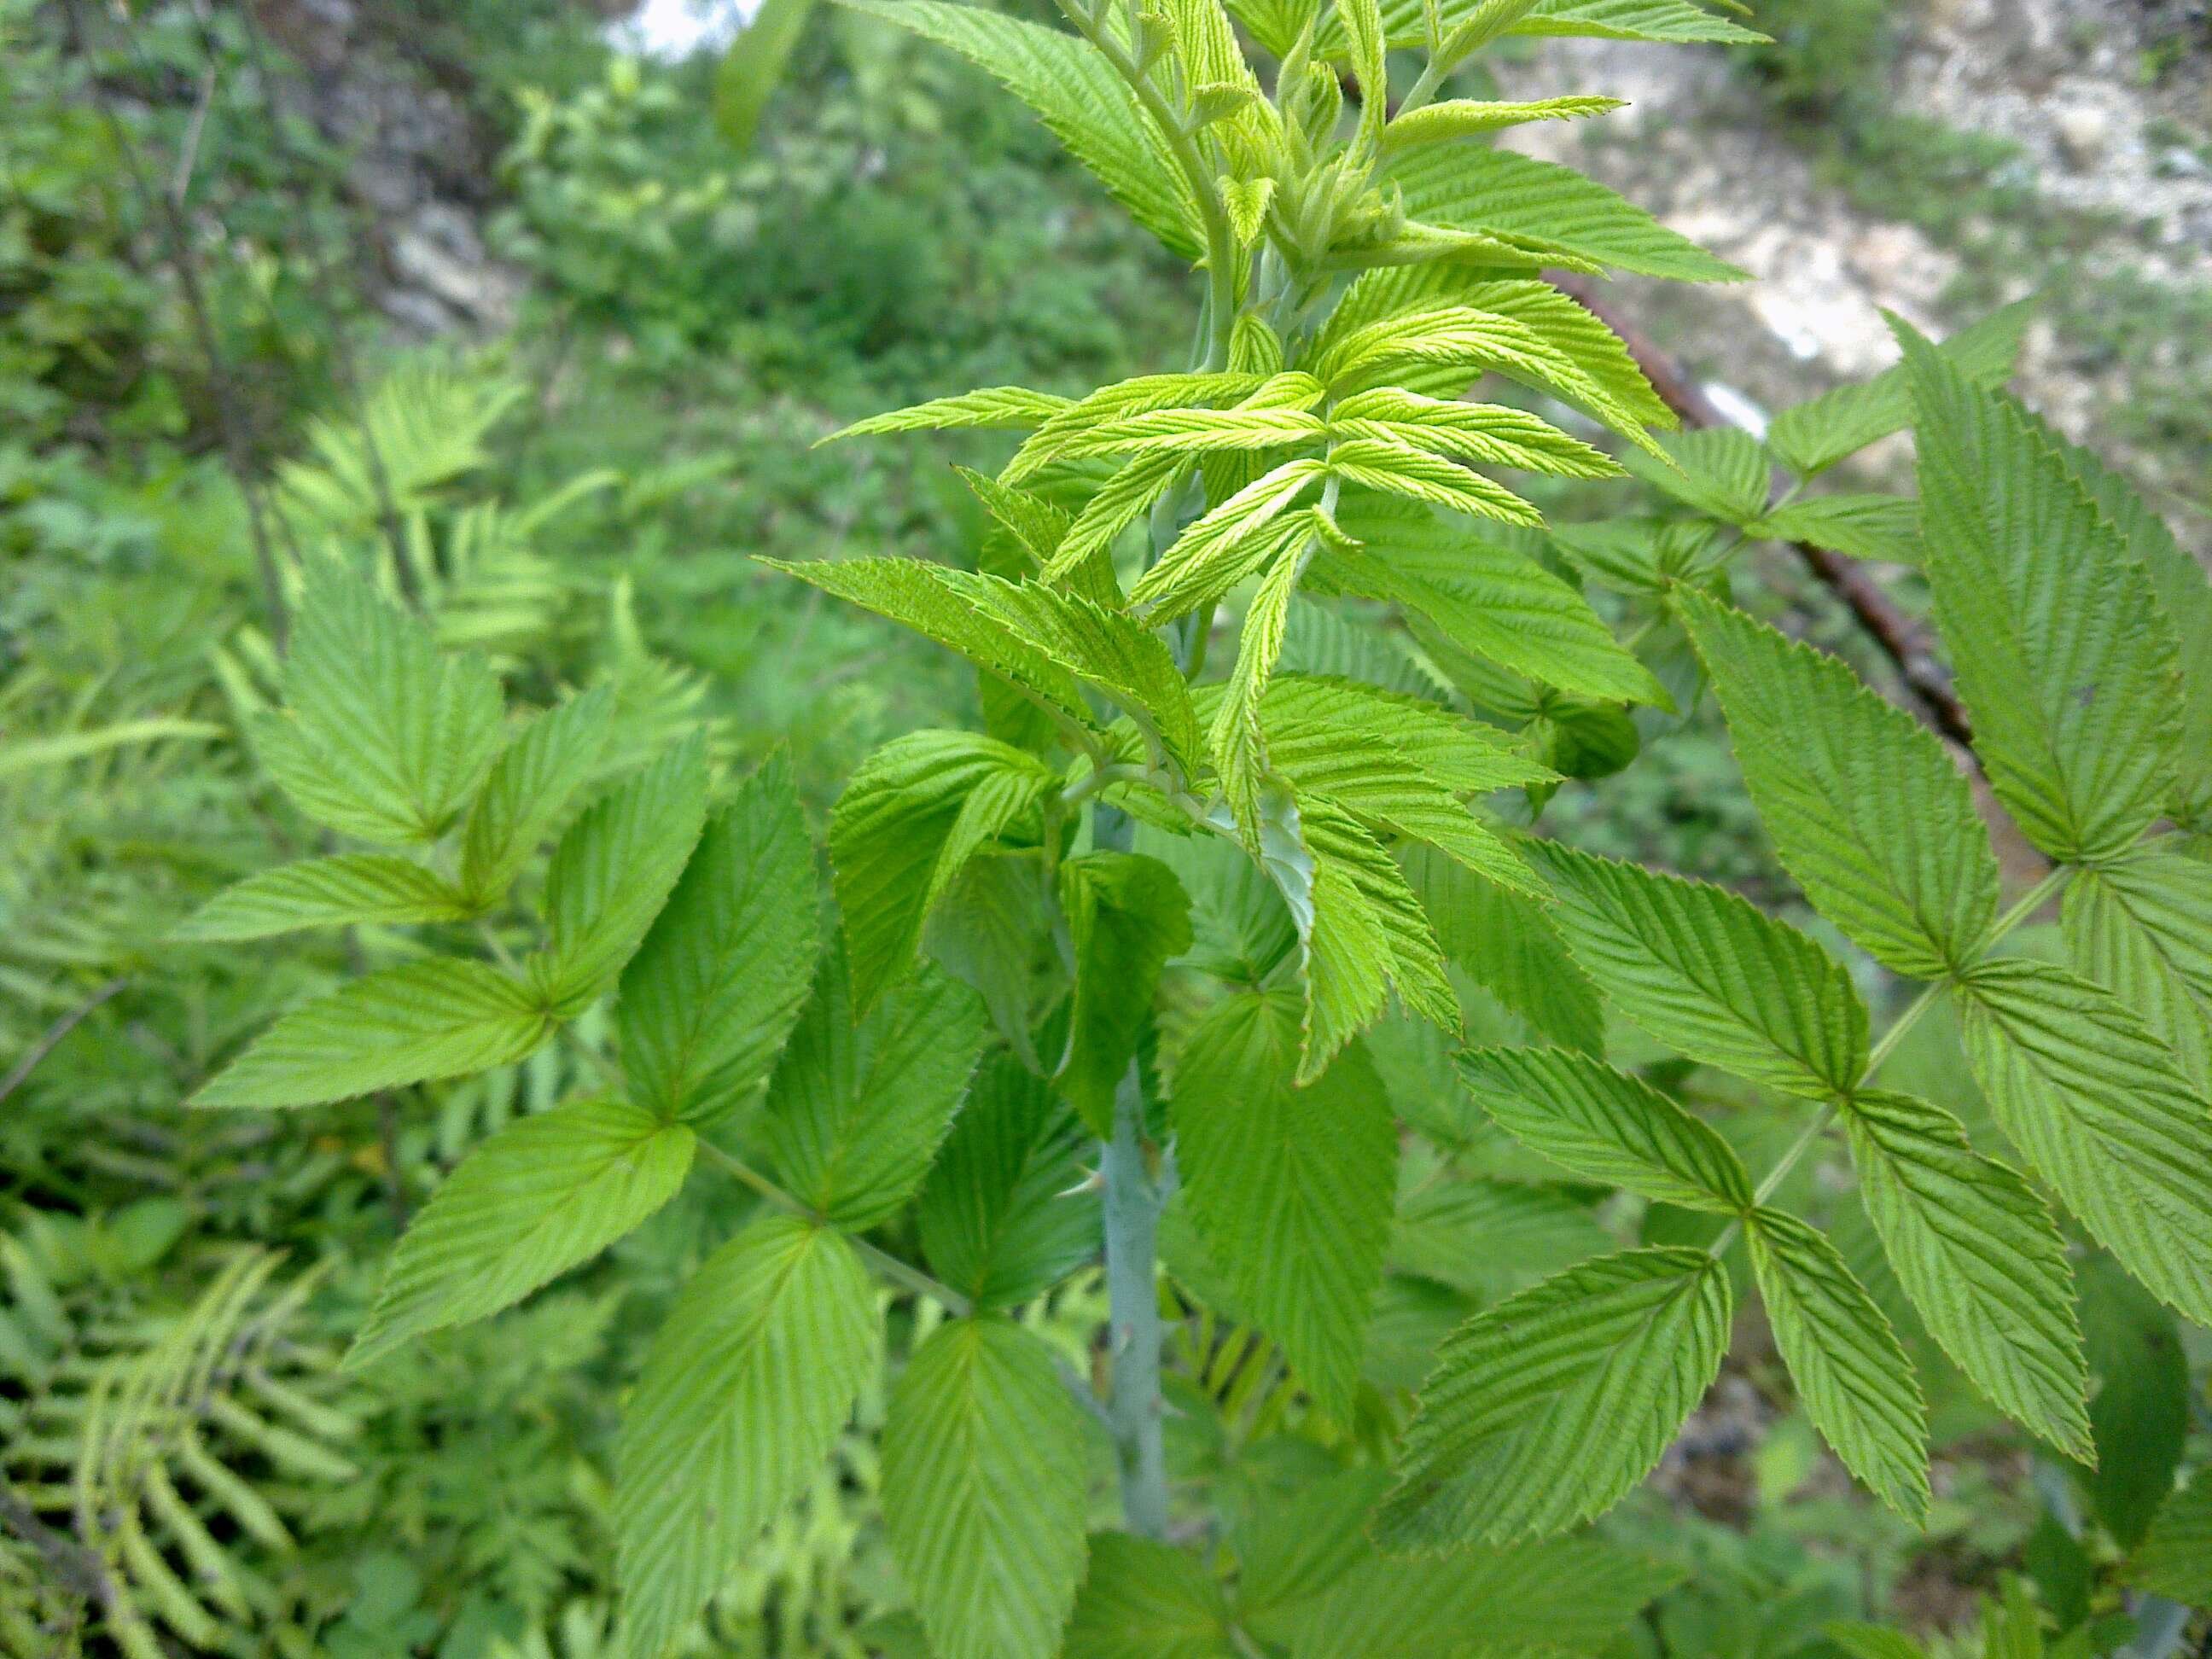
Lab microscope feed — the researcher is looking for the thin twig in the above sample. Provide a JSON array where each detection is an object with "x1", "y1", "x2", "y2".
[
  {"x1": 1552, "y1": 275, "x2": 1978, "y2": 754},
  {"x1": 0, "y1": 978, "x2": 127, "y2": 1107},
  {"x1": 61, "y1": 0, "x2": 292, "y2": 650}
]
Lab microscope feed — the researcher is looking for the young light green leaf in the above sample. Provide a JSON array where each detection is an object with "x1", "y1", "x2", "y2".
[
  {"x1": 1839, "y1": 1090, "x2": 2089, "y2": 1458},
  {"x1": 884, "y1": 1317, "x2": 1091, "y2": 1659},
  {"x1": 1330, "y1": 389, "x2": 1622, "y2": 479},
  {"x1": 1766, "y1": 300, "x2": 2030, "y2": 477},
  {"x1": 618, "y1": 758, "x2": 820, "y2": 1121},
  {"x1": 1745, "y1": 1207, "x2": 1930, "y2": 1522},
  {"x1": 615, "y1": 1214, "x2": 878, "y2": 1659},
  {"x1": 1297, "y1": 795, "x2": 1461, "y2": 1077},
  {"x1": 1173, "y1": 990, "x2": 1396, "y2": 1417},
  {"x1": 174, "y1": 854, "x2": 467, "y2": 941},
  {"x1": 253, "y1": 563, "x2": 505, "y2": 845},
  {"x1": 1057, "y1": 851, "x2": 1191, "y2": 1132},
  {"x1": 1375, "y1": 1247, "x2": 1732, "y2": 1548},
  {"x1": 1064, "y1": 1534, "x2": 1237, "y2": 1659},
  {"x1": 1129, "y1": 458, "x2": 1326, "y2": 620},
  {"x1": 1459, "y1": 1046, "x2": 1753, "y2": 1212},
  {"x1": 1051, "y1": 406, "x2": 1324, "y2": 459},
  {"x1": 1382, "y1": 94, "x2": 1624, "y2": 149},
  {"x1": 1386, "y1": 146, "x2": 1747, "y2": 282},
  {"x1": 761, "y1": 948, "x2": 986, "y2": 1229},
  {"x1": 833, "y1": 0, "x2": 1201, "y2": 258},
  {"x1": 536, "y1": 735, "x2": 709, "y2": 1012},
  {"x1": 193, "y1": 957, "x2": 550, "y2": 1109},
  {"x1": 1905, "y1": 325, "x2": 2183, "y2": 862},
  {"x1": 1955, "y1": 957, "x2": 2212, "y2": 1328},
  {"x1": 1679, "y1": 590, "x2": 2001, "y2": 979},
  {"x1": 1221, "y1": 174, "x2": 1274, "y2": 245},
  {"x1": 2063, "y1": 847, "x2": 2212, "y2": 1085},
  {"x1": 917, "y1": 1054, "x2": 1097, "y2": 1308},
  {"x1": 832, "y1": 730, "x2": 1057, "y2": 1010},
  {"x1": 349, "y1": 1097, "x2": 694, "y2": 1370},
  {"x1": 1528, "y1": 839, "x2": 1870, "y2": 1098},
  {"x1": 1402, "y1": 847, "x2": 1606, "y2": 1052},
  {"x1": 764, "y1": 558, "x2": 1205, "y2": 782},
  {"x1": 1325, "y1": 435, "x2": 1542, "y2": 527},
  {"x1": 459, "y1": 686, "x2": 616, "y2": 905},
  {"x1": 824, "y1": 384, "x2": 1075, "y2": 443},
  {"x1": 1209, "y1": 555, "x2": 1306, "y2": 848},
  {"x1": 1504, "y1": 0, "x2": 1767, "y2": 44},
  {"x1": 1749, "y1": 494, "x2": 1922, "y2": 564}
]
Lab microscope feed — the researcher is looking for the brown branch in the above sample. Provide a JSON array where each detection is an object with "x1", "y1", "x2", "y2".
[{"x1": 1552, "y1": 276, "x2": 1978, "y2": 754}]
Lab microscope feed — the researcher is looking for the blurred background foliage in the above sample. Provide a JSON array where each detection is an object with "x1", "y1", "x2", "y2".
[{"x1": 3, "y1": 0, "x2": 2206, "y2": 1654}]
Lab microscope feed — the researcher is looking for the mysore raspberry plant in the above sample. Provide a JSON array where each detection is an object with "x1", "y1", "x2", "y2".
[{"x1": 186, "y1": 0, "x2": 2212, "y2": 1653}]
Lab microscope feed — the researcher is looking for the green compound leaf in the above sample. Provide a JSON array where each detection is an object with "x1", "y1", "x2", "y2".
[
  {"x1": 2125, "y1": 1477, "x2": 2212, "y2": 1608},
  {"x1": 1375, "y1": 1247, "x2": 1731, "y2": 1548},
  {"x1": 1766, "y1": 300, "x2": 2029, "y2": 477},
  {"x1": 1386, "y1": 146, "x2": 1748, "y2": 282},
  {"x1": 917, "y1": 1054, "x2": 1098, "y2": 1309},
  {"x1": 1627, "y1": 428, "x2": 1772, "y2": 523},
  {"x1": 616, "y1": 1214, "x2": 879, "y2": 1659},
  {"x1": 883, "y1": 1318, "x2": 1091, "y2": 1659},
  {"x1": 251, "y1": 560, "x2": 505, "y2": 846},
  {"x1": 2062, "y1": 846, "x2": 2212, "y2": 1086},
  {"x1": 831, "y1": 729, "x2": 1057, "y2": 1013},
  {"x1": 1291, "y1": 1535, "x2": 1686, "y2": 1659},
  {"x1": 537, "y1": 734, "x2": 709, "y2": 1012},
  {"x1": 1403, "y1": 848, "x2": 1605, "y2": 1054},
  {"x1": 1837, "y1": 1091, "x2": 2089, "y2": 1460},
  {"x1": 348, "y1": 1097, "x2": 693, "y2": 1370},
  {"x1": 2038, "y1": 428, "x2": 2212, "y2": 826},
  {"x1": 174, "y1": 854, "x2": 467, "y2": 941},
  {"x1": 1749, "y1": 493, "x2": 1923, "y2": 565},
  {"x1": 1745, "y1": 1207, "x2": 1930, "y2": 1523},
  {"x1": 1064, "y1": 1534, "x2": 1237, "y2": 1659},
  {"x1": 618, "y1": 756, "x2": 821, "y2": 1121},
  {"x1": 1528, "y1": 839, "x2": 1870, "y2": 1098},
  {"x1": 1679, "y1": 589, "x2": 2001, "y2": 980},
  {"x1": 1458, "y1": 1045, "x2": 1753, "y2": 1213},
  {"x1": 765, "y1": 557, "x2": 1204, "y2": 783},
  {"x1": 1057, "y1": 850, "x2": 1192, "y2": 1132},
  {"x1": 1312, "y1": 494, "x2": 1668, "y2": 706},
  {"x1": 2080, "y1": 1253, "x2": 2188, "y2": 1549},
  {"x1": 1956, "y1": 957, "x2": 2212, "y2": 1329},
  {"x1": 761, "y1": 946, "x2": 986, "y2": 1230},
  {"x1": 459, "y1": 686, "x2": 616, "y2": 906},
  {"x1": 1173, "y1": 989, "x2": 1397, "y2": 1418},
  {"x1": 193, "y1": 957, "x2": 550, "y2": 1109},
  {"x1": 1905, "y1": 325, "x2": 2184, "y2": 864}
]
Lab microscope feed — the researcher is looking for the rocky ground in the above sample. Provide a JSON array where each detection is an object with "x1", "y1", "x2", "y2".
[{"x1": 1507, "y1": 0, "x2": 2211, "y2": 547}]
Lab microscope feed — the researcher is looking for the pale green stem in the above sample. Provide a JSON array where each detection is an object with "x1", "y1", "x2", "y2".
[
  {"x1": 1709, "y1": 864, "x2": 2072, "y2": 1258},
  {"x1": 1051, "y1": 0, "x2": 1242, "y2": 367},
  {"x1": 692, "y1": 1138, "x2": 975, "y2": 1317},
  {"x1": 1102, "y1": 1064, "x2": 1171, "y2": 1537}
]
